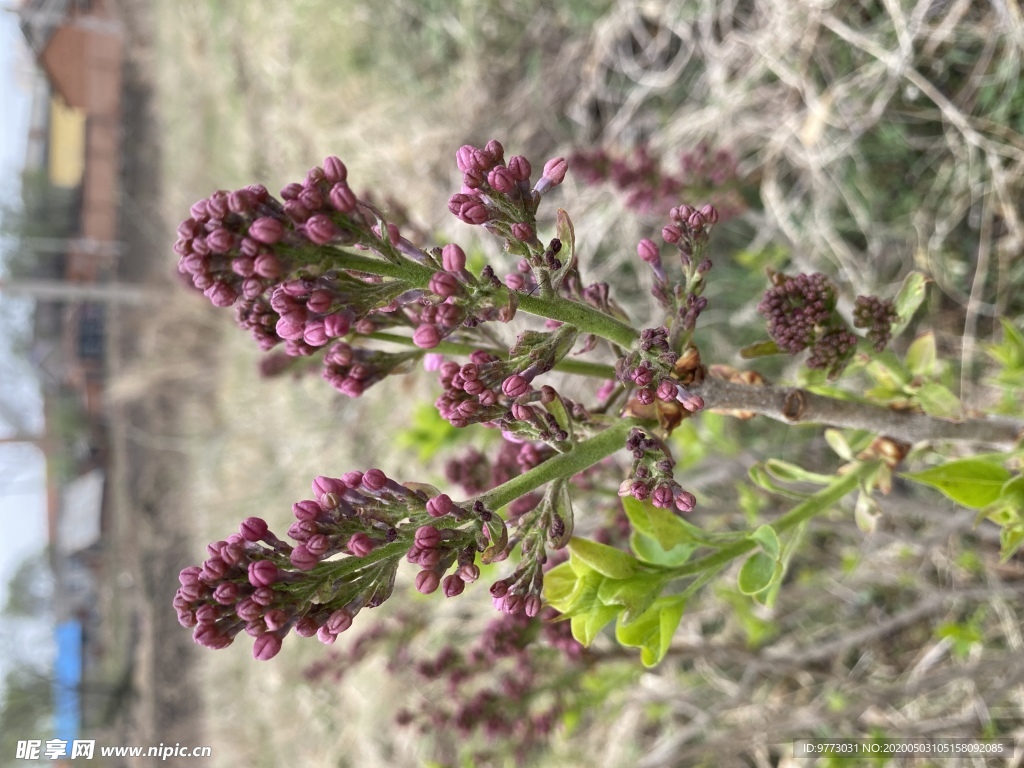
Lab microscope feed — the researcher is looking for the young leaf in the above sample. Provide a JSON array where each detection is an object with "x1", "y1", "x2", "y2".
[
  {"x1": 854, "y1": 490, "x2": 881, "y2": 534},
  {"x1": 748, "y1": 524, "x2": 780, "y2": 560},
  {"x1": 740, "y1": 339, "x2": 783, "y2": 358},
  {"x1": 737, "y1": 551, "x2": 780, "y2": 596},
  {"x1": 630, "y1": 530, "x2": 695, "y2": 567},
  {"x1": 905, "y1": 331, "x2": 937, "y2": 377},
  {"x1": 824, "y1": 429, "x2": 854, "y2": 461},
  {"x1": 542, "y1": 561, "x2": 579, "y2": 611},
  {"x1": 764, "y1": 459, "x2": 837, "y2": 486},
  {"x1": 890, "y1": 271, "x2": 929, "y2": 338},
  {"x1": 615, "y1": 595, "x2": 687, "y2": 667},
  {"x1": 902, "y1": 459, "x2": 1011, "y2": 509},
  {"x1": 915, "y1": 382, "x2": 963, "y2": 420},
  {"x1": 597, "y1": 573, "x2": 664, "y2": 625},
  {"x1": 568, "y1": 537, "x2": 639, "y2": 580},
  {"x1": 570, "y1": 603, "x2": 620, "y2": 646},
  {"x1": 621, "y1": 496, "x2": 687, "y2": 550},
  {"x1": 749, "y1": 465, "x2": 809, "y2": 500}
]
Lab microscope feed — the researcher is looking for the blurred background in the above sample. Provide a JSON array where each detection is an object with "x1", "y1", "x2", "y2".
[{"x1": 2, "y1": 0, "x2": 1023, "y2": 765}]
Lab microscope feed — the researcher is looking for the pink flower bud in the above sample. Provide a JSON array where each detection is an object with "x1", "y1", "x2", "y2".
[
  {"x1": 459, "y1": 563, "x2": 480, "y2": 583},
  {"x1": 442, "y1": 574, "x2": 465, "y2": 597},
  {"x1": 253, "y1": 633, "x2": 282, "y2": 661},
  {"x1": 240, "y1": 517, "x2": 269, "y2": 542},
  {"x1": 329, "y1": 183, "x2": 357, "y2": 213},
  {"x1": 248, "y1": 560, "x2": 278, "y2": 587},
  {"x1": 322, "y1": 313, "x2": 350, "y2": 338},
  {"x1": 347, "y1": 532, "x2": 375, "y2": 558},
  {"x1": 637, "y1": 238, "x2": 660, "y2": 263},
  {"x1": 429, "y1": 271, "x2": 462, "y2": 298},
  {"x1": 254, "y1": 252, "x2": 281, "y2": 279},
  {"x1": 662, "y1": 224, "x2": 682, "y2": 244},
  {"x1": 511, "y1": 222, "x2": 534, "y2": 242},
  {"x1": 275, "y1": 317, "x2": 305, "y2": 341},
  {"x1": 204, "y1": 282, "x2": 237, "y2": 308},
  {"x1": 415, "y1": 525, "x2": 442, "y2": 549},
  {"x1": 327, "y1": 609, "x2": 352, "y2": 634},
  {"x1": 178, "y1": 566, "x2": 202, "y2": 587},
  {"x1": 236, "y1": 598, "x2": 263, "y2": 622},
  {"x1": 426, "y1": 494, "x2": 453, "y2": 517},
  {"x1": 312, "y1": 475, "x2": 345, "y2": 498},
  {"x1": 295, "y1": 617, "x2": 318, "y2": 637},
  {"x1": 207, "y1": 228, "x2": 235, "y2": 254},
  {"x1": 302, "y1": 319, "x2": 329, "y2": 347},
  {"x1": 485, "y1": 139, "x2": 504, "y2": 164},
  {"x1": 190, "y1": 198, "x2": 210, "y2": 221},
  {"x1": 249, "y1": 217, "x2": 284, "y2": 245},
  {"x1": 441, "y1": 243, "x2": 466, "y2": 272},
  {"x1": 413, "y1": 324, "x2": 441, "y2": 349},
  {"x1": 502, "y1": 374, "x2": 530, "y2": 398},
  {"x1": 306, "y1": 534, "x2": 330, "y2": 557},
  {"x1": 290, "y1": 545, "x2": 319, "y2": 571},
  {"x1": 415, "y1": 570, "x2": 440, "y2": 594},
  {"x1": 280, "y1": 182, "x2": 303, "y2": 200},
  {"x1": 505, "y1": 273, "x2": 525, "y2": 291},
  {"x1": 700, "y1": 203, "x2": 718, "y2": 224},
  {"x1": 524, "y1": 595, "x2": 542, "y2": 617},
  {"x1": 306, "y1": 288, "x2": 333, "y2": 314},
  {"x1": 323, "y1": 156, "x2": 348, "y2": 183},
  {"x1": 508, "y1": 155, "x2": 532, "y2": 181},
  {"x1": 487, "y1": 166, "x2": 516, "y2": 194},
  {"x1": 292, "y1": 499, "x2": 322, "y2": 521},
  {"x1": 317, "y1": 626, "x2": 337, "y2": 645},
  {"x1": 652, "y1": 484, "x2": 674, "y2": 509},
  {"x1": 213, "y1": 582, "x2": 239, "y2": 605},
  {"x1": 675, "y1": 490, "x2": 697, "y2": 513},
  {"x1": 341, "y1": 471, "x2": 364, "y2": 488},
  {"x1": 305, "y1": 214, "x2": 338, "y2": 245},
  {"x1": 362, "y1": 468, "x2": 387, "y2": 491},
  {"x1": 542, "y1": 157, "x2": 568, "y2": 185},
  {"x1": 252, "y1": 586, "x2": 275, "y2": 606},
  {"x1": 456, "y1": 145, "x2": 478, "y2": 173},
  {"x1": 264, "y1": 609, "x2": 288, "y2": 631}
]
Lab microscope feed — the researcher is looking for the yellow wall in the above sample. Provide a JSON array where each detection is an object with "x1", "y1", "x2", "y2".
[{"x1": 48, "y1": 96, "x2": 86, "y2": 188}]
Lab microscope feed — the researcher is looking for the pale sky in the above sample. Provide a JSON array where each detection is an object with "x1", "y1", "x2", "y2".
[{"x1": 0, "y1": 5, "x2": 51, "y2": 681}]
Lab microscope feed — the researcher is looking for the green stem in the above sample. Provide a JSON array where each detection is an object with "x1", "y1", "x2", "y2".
[
  {"x1": 321, "y1": 248, "x2": 640, "y2": 348},
  {"x1": 469, "y1": 419, "x2": 642, "y2": 511},
  {"x1": 666, "y1": 461, "x2": 878, "y2": 579}
]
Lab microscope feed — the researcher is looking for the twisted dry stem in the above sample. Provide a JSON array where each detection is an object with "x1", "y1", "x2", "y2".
[{"x1": 694, "y1": 377, "x2": 1024, "y2": 450}]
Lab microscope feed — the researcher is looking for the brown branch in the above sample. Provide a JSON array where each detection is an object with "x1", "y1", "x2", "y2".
[{"x1": 692, "y1": 377, "x2": 1024, "y2": 450}]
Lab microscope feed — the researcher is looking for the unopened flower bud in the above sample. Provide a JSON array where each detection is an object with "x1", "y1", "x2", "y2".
[
  {"x1": 675, "y1": 490, "x2": 697, "y2": 513},
  {"x1": 542, "y1": 157, "x2": 567, "y2": 185},
  {"x1": 429, "y1": 271, "x2": 462, "y2": 298},
  {"x1": 508, "y1": 155, "x2": 531, "y2": 181},
  {"x1": 249, "y1": 217, "x2": 284, "y2": 245},
  {"x1": 502, "y1": 374, "x2": 530, "y2": 398},
  {"x1": 511, "y1": 222, "x2": 534, "y2": 242},
  {"x1": 323, "y1": 156, "x2": 348, "y2": 183},
  {"x1": 426, "y1": 494, "x2": 453, "y2": 517},
  {"x1": 248, "y1": 560, "x2": 279, "y2": 587},
  {"x1": 441, "y1": 243, "x2": 466, "y2": 272},
  {"x1": 442, "y1": 574, "x2": 465, "y2": 598},
  {"x1": 413, "y1": 324, "x2": 441, "y2": 349},
  {"x1": 290, "y1": 544, "x2": 319, "y2": 571},
  {"x1": 362, "y1": 468, "x2": 387, "y2": 491},
  {"x1": 329, "y1": 183, "x2": 357, "y2": 213},
  {"x1": 305, "y1": 214, "x2": 338, "y2": 245},
  {"x1": 637, "y1": 238, "x2": 660, "y2": 263},
  {"x1": 414, "y1": 525, "x2": 442, "y2": 549},
  {"x1": 415, "y1": 570, "x2": 440, "y2": 594},
  {"x1": 662, "y1": 224, "x2": 682, "y2": 243},
  {"x1": 458, "y1": 563, "x2": 480, "y2": 583},
  {"x1": 524, "y1": 595, "x2": 542, "y2": 617},
  {"x1": 240, "y1": 517, "x2": 269, "y2": 542},
  {"x1": 347, "y1": 532, "x2": 375, "y2": 558},
  {"x1": 253, "y1": 633, "x2": 282, "y2": 661}
]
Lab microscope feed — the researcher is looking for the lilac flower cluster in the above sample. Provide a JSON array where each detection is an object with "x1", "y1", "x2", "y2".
[
  {"x1": 853, "y1": 295, "x2": 899, "y2": 352},
  {"x1": 173, "y1": 469, "x2": 498, "y2": 660},
  {"x1": 621, "y1": 427, "x2": 697, "y2": 513},
  {"x1": 758, "y1": 272, "x2": 897, "y2": 377},
  {"x1": 616, "y1": 327, "x2": 705, "y2": 414},
  {"x1": 570, "y1": 142, "x2": 746, "y2": 219}
]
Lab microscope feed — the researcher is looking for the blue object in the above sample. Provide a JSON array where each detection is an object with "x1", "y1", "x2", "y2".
[{"x1": 52, "y1": 621, "x2": 82, "y2": 744}]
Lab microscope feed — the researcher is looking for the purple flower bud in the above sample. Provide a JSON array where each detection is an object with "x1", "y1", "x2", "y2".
[
  {"x1": 441, "y1": 243, "x2": 466, "y2": 272},
  {"x1": 179, "y1": 566, "x2": 202, "y2": 587},
  {"x1": 303, "y1": 320, "x2": 330, "y2": 347},
  {"x1": 675, "y1": 490, "x2": 697, "y2": 513},
  {"x1": 327, "y1": 609, "x2": 352, "y2": 634},
  {"x1": 487, "y1": 166, "x2": 516, "y2": 194},
  {"x1": 241, "y1": 277, "x2": 264, "y2": 300},
  {"x1": 280, "y1": 182, "x2": 303, "y2": 201},
  {"x1": 524, "y1": 595, "x2": 542, "y2": 617},
  {"x1": 656, "y1": 379, "x2": 677, "y2": 401},
  {"x1": 306, "y1": 534, "x2": 330, "y2": 557},
  {"x1": 688, "y1": 211, "x2": 706, "y2": 230},
  {"x1": 211, "y1": 584, "x2": 238, "y2": 608},
  {"x1": 252, "y1": 586, "x2": 275, "y2": 606},
  {"x1": 542, "y1": 157, "x2": 568, "y2": 185},
  {"x1": 275, "y1": 317, "x2": 305, "y2": 342},
  {"x1": 637, "y1": 238, "x2": 660, "y2": 263},
  {"x1": 231, "y1": 256, "x2": 255, "y2": 278},
  {"x1": 249, "y1": 217, "x2": 284, "y2": 245},
  {"x1": 264, "y1": 609, "x2": 288, "y2": 631},
  {"x1": 415, "y1": 570, "x2": 440, "y2": 594},
  {"x1": 295, "y1": 617, "x2": 318, "y2": 637},
  {"x1": 652, "y1": 484, "x2": 674, "y2": 509},
  {"x1": 426, "y1": 494, "x2": 453, "y2": 517},
  {"x1": 236, "y1": 598, "x2": 263, "y2": 622},
  {"x1": 485, "y1": 139, "x2": 504, "y2": 164},
  {"x1": 204, "y1": 282, "x2": 237, "y2": 308},
  {"x1": 253, "y1": 633, "x2": 282, "y2": 661},
  {"x1": 195, "y1": 604, "x2": 219, "y2": 624},
  {"x1": 305, "y1": 214, "x2": 338, "y2": 245},
  {"x1": 207, "y1": 228, "x2": 236, "y2": 254},
  {"x1": 177, "y1": 609, "x2": 197, "y2": 628},
  {"x1": 362, "y1": 468, "x2": 387, "y2": 491},
  {"x1": 415, "y1": 525, "x2": 442, "y2": 549},
  {"x1": 442, "y1": 574, "x2": 465, "y2": 598},
  {"x1": 323, "y1": 313, "x2": 350, "y2": 338},
  {"x1": 700, "y1": 204, "x2": 719, "y2": 224},
  {"x1": 511, "y1": 222, "x2": 534, "y2": 242},
  {"x1": 429, "y1": 271, "x2": 462, "y2": 298},
  {"x1": 322, "y1": 156, "x2": 347, "y2": 183},
  {"x1": 253, "y1": 252, "x2": 281, "y2": 279},
  {"x1": 291, "y1": 500, "x2": 321, "y2": 522},
  {"x1": 456, "y1": 145, "x2": 478, "y2": 173},
  {"x1": 240, "y1": 517, "x2": 269, "y2": 542},
  {"x1": 662, "y1": 224, "x2": 682, "y2": 244},
  {"x1": 508, "y1": 155, "x2": 532, "y2": 181},
  {"x1": 678, "y1": 391, "x2": 704, "y2": 412},
  {"x1": 341, "y1": 471, "x2": 364, "y2": 488},
  {"x1": 413, "y1": 324, "x2": 441, "y2": 349},
  {"x1": 290, "y1": 544, "x2": 319, "y2": 571},
  {"x1": 329, "y1": 183, "x2": 357, "y2": 213},
  {"x1": 317, "y1": 626, "x2": 336, "y2": 645},
  {"x1": 207, "y1": 191, "x2": 229, "y2": 219},
  {"x1": 631, "y1": 481, "x2": 651, "y2": 501},
  {"x1": 502, "y1": 374, "x2": 530, "y2": 398},
  {"x1": 347, "y1": 532, "x2": 375, "y2": 558},
  {"x1": 502, "y1": 594, "x2": 524, "y2": 615},
  {"x1": 248, "y1": 560, "x2": 279, "y2": 587},
  {"x1": 190, "y1": 199, "x2": 210, "y2": 221},
  {"x1": 312, "y1": 475, "x2": 345, "y2": 498},
  {"x1": 459, "y1": 563, "x2": 480, "y2": 583},
  {"x1": 305, "y1": 288, "x2": 333, "y2": 314}
]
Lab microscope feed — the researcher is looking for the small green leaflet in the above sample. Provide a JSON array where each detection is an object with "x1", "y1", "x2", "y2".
[
  {"x1": 568, "y1": 537, "x2": 638, "y2": 579},
  {"x1": 615, "y1": 595, "x2": 687, "y2": 667},
  {"x1": 902, "y1": 458, "x2": 1011, "y2": 509}
]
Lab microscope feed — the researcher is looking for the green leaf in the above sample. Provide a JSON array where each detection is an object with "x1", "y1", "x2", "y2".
[
  {"x1": 542, "y1": 391, "x2": 574, "y2": 442},
  {"x1": 615, "y1": 595, "x2": 686, "y2": 667},
  {"x1": 854, "y1": 490, "x2": 881, "y2": 534},
  {"x1": 915, "y1": 382, "x2": 963, "y2": 420},
  {"x1": 570, "y1": 602, "x2": 620, "y2": 646},
  {"x1": 866, "y1": 355, "x2": 910, "y2": 390},
  {"x1": 902, "y1": 459, "x2": 1011, "y2": 509},
  {"x1": 629, "y1": 530, "x2": 695, "y2": 567},
  {"x1": 764, "y1": 459, "x2": 837, "y2": 486},
  {"x1": 552, "y1": 208, "x2": 576, "y2": 290},
  {"x1": 748, "y1": 465, "x2": 809, "y2": 499},
  {"x1": 891, "y1": 271, "x2": 929, "y2": 337},
  {"x1": 737, "y1": 551, "x2": 780, "y2": 596},
  {"x1": 740, "y1": 339, "x2": 783, "y2": 358},
  {"x1": 905, "y1": 331, "x2": 937, "y2": 377},
  {"x1": 748, "y1": 524, "x2": 780, "y2": 559},
  {"x1": 542, "y1": 561, "x2": 578, "y2": 611},
  {"x1": 597, "y1": 573, "x2": 664, "y2": 624},
  {"x1": 824, "y1": 429, "x2": 854, "y2": 461},
  {"x1": 568, "y1": 537, "x2": 639, "y2": 579},
  {"x1": 621, "y1": 496, "x2": 687, "y2": 550}
]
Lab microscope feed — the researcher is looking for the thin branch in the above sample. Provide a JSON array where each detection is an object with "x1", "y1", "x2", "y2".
[{"x1": 693, "y1": 377, "x2": 1024, "y2": 449}]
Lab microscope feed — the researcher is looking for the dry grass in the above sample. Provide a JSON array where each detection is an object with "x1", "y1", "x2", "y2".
[{"x1": 100, "y1": 0, "x2": 1024, "y2": 765}]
